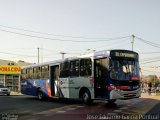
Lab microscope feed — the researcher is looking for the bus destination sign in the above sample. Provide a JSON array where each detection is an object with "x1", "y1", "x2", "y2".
[
  {"x1": 115, "y1": 52, "x2": 135, "y2": 58},
  {"x1": 111, "y1": 51, "x2": 137, "y2": 59}
]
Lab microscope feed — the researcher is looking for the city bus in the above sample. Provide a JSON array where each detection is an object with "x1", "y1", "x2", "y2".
[{"x1": 21, "y1": 49, "x2": 141, "y2": 104}]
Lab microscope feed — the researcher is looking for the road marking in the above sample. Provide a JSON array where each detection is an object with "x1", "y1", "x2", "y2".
[
  {"x1": 48, "y1": 104, "x2": 78, "y2": 112},
  {"x1": 113, "y1": 110, "x2": 122, "y2": 113},
  {"x1": 120, "y1": 107, "x2": 128, "y2": 110},
  {"x1": 26, "y1": 118, "x2": 39, "y2": 120},
  {"x1": 56, "y1": 110, "x2": 66, "y2": 113},
  {"x1": 107, "y1": 113, "x2": 117, "y2": 115},
  {"x1": 67, "y1": 107, "x2": 77, "y2": 110},
  {"x1": 76, "y1": 105, "x2": 85, "y2": 108}
]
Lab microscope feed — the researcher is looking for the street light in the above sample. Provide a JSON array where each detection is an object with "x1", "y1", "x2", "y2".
[{"x1": 60, "y1": 52, "x2": 66, "y2": 60}]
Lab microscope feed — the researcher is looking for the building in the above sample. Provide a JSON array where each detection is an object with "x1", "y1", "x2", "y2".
[{"x1": 0, "y1": 59, "x2": 32, "y2": 92}]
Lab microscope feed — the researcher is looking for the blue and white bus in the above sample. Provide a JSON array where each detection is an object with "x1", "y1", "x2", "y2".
[{"x1": 21, "y1": 49, "x2": 141, "y2": 104}]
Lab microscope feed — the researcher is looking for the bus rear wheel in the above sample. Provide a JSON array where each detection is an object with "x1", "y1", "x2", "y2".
[
  {"x1": 37, "y1": 91, "x2": 43, "y2": 100},
  {"x1": 82, "y1": 90, "x2": 92, "y2": 105}
]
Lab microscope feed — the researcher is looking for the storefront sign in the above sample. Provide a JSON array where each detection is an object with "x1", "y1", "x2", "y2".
[{"x1": 0, "y1": 66, "x2": 21, "y2": 74}]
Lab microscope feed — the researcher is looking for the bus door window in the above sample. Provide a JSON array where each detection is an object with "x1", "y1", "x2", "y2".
[
  {"x1": 51, "y1": 65, "x2": 59, "y2": 96},
  {"x1": 94, "y1": 58, "x2": 108, "y2": 97},
  {"x1": 95, "y1": 60, "x2": 101, "y2": 87}
]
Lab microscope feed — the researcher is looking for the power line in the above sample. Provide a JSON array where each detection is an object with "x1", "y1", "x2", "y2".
[
  {"x1": 136, "y1": 36, "x2": 160, "y2": 46},
  {"x1": 0, "y1": 28, "x2": 130, "y2": 42},
  {"x1": 0, "y1": 24, "x2": 116, "y2": 40},
  {"x1": 141, "y1": 59, "x2": 160, "y2": 64},
  {"x1": 0, "y1": 25, "x2": 131, "y2": 42},
  {"x1": 141, "y1": 69, "x2": 160, "y2": 73},
  {"x1": 92, "y1": 37, "x2": 131, "y2": 50},
  {"x1": 0, "y1": 51, "x2": 37, "y2": 57},
  {"x1": 140, "y1": 56, "x2": 160, "y2": 62},
  {"x1": 0, "y1": 50, "x2": 77, "y2": 60},
  {"x1": 135, "y1": 36, "x2": 160, "y2": 48},
  {"x1": 140, "y1": 51, "x2": 160, "y2": 54},
  {"x1": 1, "y1": 24, "x2": 160, "y2": 50}
]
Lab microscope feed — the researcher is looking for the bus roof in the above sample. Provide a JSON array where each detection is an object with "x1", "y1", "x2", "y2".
[{"x1": 22, "y1": 49, "x2": 138, "y2": 69}]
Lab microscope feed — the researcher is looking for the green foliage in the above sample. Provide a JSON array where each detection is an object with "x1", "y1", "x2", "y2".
[{"x1": 148, "y1": 75, "x2": 158, "y2": 84}]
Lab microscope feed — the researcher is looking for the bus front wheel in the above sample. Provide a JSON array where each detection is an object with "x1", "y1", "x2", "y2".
[{"x1": 82, "y1": 90, "x2": 92, "y2": 105}]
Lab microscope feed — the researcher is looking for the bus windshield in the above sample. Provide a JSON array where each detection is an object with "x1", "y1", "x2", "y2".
[{"x1": 110, "y1": 59, "x2": 139, "y2": 80}]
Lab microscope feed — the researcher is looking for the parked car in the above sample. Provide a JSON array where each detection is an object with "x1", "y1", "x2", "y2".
[{"x1": 0, "y1": 85, "x2": 10, "y2": 96}]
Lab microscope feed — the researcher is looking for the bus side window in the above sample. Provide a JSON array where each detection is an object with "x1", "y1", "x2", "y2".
[
  {"x1": 26, "y1": 68, "x2": 33, "y2": 79},
  {"x1": 60, "y1": 62, "x2": 69, "y2": 78},
  {"x1": 80, "y1": 59, "x2": 92, "y2": 76},
  {"x1": 41, "y1": 65, "x2": 49, "y2": 79},
  {"x1": 33, "y1": 67, "x2": 41, "y2": 79},
  {"x1": 33, "y1": 67, "x2": 40, "y2": 79},
  {"x1": 33, "y1": 67, "x2": 37, "y2": 79},
  {"x1": 29, "y1": 68, "x2": 33, "y2": 79},
  {"x1": 21, "y1": 69, "x2": 27, "y2": 79},
  {"x1": 70, "y1": 60, "x2": 79, "y2": 77},
  {"x1": 26, "y1": 69, "x2": 28, "y2": 79}
]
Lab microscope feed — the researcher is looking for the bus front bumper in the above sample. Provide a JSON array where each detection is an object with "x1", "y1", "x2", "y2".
[{"x1": 109, "y1": 88, "x2": 141, "y2": 100}]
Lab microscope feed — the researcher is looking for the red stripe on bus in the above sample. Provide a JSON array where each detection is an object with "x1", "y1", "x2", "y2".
[
  {"x1": 46, "y1": 81, "x2": 51, "y2": 97},
  {"x1": 107, "y1": 86, "x2": 129, "y2": 90}
]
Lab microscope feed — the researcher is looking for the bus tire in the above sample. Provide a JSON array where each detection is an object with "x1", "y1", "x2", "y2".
[
  {"x1": 82, "y1": 90, "x2": 92, "y2": 105},
  {"x1": 37, "y1": 91, "x2": 43, "y2": 100},
  {"x1": 107, "y1": 99, "x2": 116, "y2": 103}
]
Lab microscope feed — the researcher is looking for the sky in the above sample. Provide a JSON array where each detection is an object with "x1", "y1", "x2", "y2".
[{"x1": 0, "y1": 0, "x2": 160, "y2": 76}]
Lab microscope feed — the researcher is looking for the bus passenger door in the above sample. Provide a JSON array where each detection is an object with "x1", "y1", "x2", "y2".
[
  {"x1": 50, "y1": 65, "x2": 59, "y2": 96},
  {"x1": 94, "y1": 58, "x2": 108, "y2": 98}
]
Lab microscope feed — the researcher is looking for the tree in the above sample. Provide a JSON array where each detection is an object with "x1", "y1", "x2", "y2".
[{"x1": 148, "y1": 75, "x2": 158, "y2": 86}]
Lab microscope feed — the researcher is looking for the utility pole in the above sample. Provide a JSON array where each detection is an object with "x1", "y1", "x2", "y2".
[
  {"x1": 38, "y1": 47, "x2": 39, "y2": 64},
  {"x1": 131, "y1": 34, "x2": 135, "y2": 51},
  {"x1": 60, "y1": 52, "x2": 66, "y2": 60}
]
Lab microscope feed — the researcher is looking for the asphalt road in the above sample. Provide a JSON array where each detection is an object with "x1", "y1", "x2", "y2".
[
  {"x1": 0, "y1": 94, "x2": 159, "y2": 120},
  {"x1": 0, "y1": 95, "x2": 80, "y2": 118}
]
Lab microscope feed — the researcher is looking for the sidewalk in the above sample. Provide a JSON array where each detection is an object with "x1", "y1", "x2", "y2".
[
  {"x1": 141, "y1": 93, "x2": 160, "y2": 100},
  {"x1": 10, "y1": 91, "x2": 22, "y2": 96},
  {"x1": 140, "y1": 93, "x2": 160, "y2": 116}
]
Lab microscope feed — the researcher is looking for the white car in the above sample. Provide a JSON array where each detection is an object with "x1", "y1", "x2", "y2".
[{"x1": 0, "y1": 85, "x2": 10, "y2": 96}]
